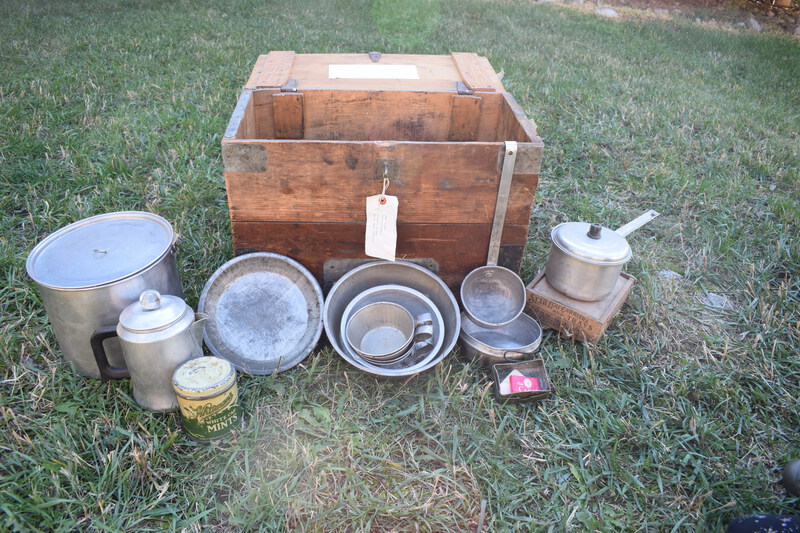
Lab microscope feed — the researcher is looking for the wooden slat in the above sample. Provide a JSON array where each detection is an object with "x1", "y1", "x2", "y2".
[
  {"x1": 451, "y1": 52, "x2": 505, "y2": 92},
  {"x1": 224, "y1": 141, "x2": 538, "y2": 224},
  {"x1": 273, "y1": 92, "x2": 304, "y2": 139},
  {"x1": 250, "y1": 90, "x2": 505, "y2": 142},
  {"x1": 497, "y1": 92, "x2": 538, "y2": 141},
  {"x1": 251, "y1": 51, "x2": 295, "y2": 89},
  {"x1": 496, "y1": 93, "x2": 543, "y2": 174},
  {"x1": 476, "y1": 94, "x2": 502, "y2": 142},
  {"x1": 251, "y1": 89, "x2": 278, "y2": 139},
  {"x1": 244, "y1": 55, "x2": 271, "y2": 89},
  {"x1": 448, "y1": 95, "x2": 481, "y2": 141},
  {"x1": 289, "y1": 53, "x2": 461, "y2": 92},
  {"x1": 244, "y1": 53, "x2": 510, "y2": 93},
  {"x1": 302, "y1": 90, "x2": 452, "y2": 141},
  {"x1": 231, "y1": 222, "x2": 529, "y2": 290}
]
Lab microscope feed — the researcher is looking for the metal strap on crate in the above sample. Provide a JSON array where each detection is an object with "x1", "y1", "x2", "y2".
[{"x1": 487, "y1": 141, "x2": 517, "y2": 266}]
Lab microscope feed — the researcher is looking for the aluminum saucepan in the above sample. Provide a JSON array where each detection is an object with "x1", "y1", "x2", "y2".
[
  {"x1": 459, "y1": 311, "x2": 542, "y2": 366},
  {"x1": 544, "y1": 210, "x2": 659, "y2": 301}
]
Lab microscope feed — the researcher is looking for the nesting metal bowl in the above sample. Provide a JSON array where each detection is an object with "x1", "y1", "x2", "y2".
[
  {"x1": 339, "y1": 285, "x2": 444, "y2": 372},
  {"x1": 460, "y1": 265, "x2": 527, "y2": 328},
  {"x1": 345, "y1": 301, "x2": 417, "y2": 360},
  {"x1": 324, "y1": 261, "x2": 460, "y2": 377}
]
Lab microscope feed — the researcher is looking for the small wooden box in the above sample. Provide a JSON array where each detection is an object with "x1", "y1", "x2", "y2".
[
  {"x1": 525, "y1": 271, "x2": 635, "y2": 343},
  {"x1": 222, "y1": 51, "x2": 543, "y2": 290}
]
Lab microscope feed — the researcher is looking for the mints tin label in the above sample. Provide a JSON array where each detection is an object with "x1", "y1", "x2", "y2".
[
  {"x1": 172, "y1": 356, "x2": 239, "y2": 441},
  {"x1": 177, "y1": 383, "x2": 240, "y2": 440}
]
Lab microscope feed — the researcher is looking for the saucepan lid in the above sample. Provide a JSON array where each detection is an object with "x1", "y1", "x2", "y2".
[
  {"x1": 550, "y1": 222, "x2": 631, "y2": 266},
  {"x1": 550, "y1": 210, "x2": 660, "y2": 266}
]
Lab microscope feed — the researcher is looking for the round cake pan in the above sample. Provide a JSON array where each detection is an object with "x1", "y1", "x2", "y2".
[{"x1": 199, "y1": 252, "x2": 324, "y2": 375}]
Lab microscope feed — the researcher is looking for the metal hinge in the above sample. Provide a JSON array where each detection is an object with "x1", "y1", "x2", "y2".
[
  {"x1": 281, "y1": 79, "x2": 298, "y2": 92},
  {"x1": 456, "y1": 81, "x2": 474, "y2": 95}
]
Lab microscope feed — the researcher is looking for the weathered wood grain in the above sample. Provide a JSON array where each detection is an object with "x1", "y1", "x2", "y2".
[
  {"x1": 448, "y1": 95, "x2": 481, "y2": 141},
  {"x1": 232, "y1": 222, "x2": 530, "y2": 289},
  {"x1": 224, "y1": 141, "x2": 538, "y2": 224},
  {"x1": 451, "y1": 52, "x2": 504, "y2": 92},
  {"x1": 247, "y1": 51, "x2": 295, "y2": 89},
  {"x1": 272, "y1": 92, "x2": 304, "y2": 139}
]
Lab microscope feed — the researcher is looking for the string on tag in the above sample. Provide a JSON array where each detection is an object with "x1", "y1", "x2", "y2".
[{"x1": 380, "y1": 162, "x2": 389, "y2": 205}]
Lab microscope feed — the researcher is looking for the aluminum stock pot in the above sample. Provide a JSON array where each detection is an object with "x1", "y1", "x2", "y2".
[{"x1": 26, "y1": 212, "x2": 183, "y2": 378}]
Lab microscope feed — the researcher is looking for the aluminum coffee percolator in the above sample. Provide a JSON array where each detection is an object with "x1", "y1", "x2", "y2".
[{"x1": 91, "y1": 290, "x2": 207, "y2": 412}]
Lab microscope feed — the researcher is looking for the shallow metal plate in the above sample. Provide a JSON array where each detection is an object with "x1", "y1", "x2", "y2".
[{"x1": 199, "y1": 252, "x2": 324, "y2": 375}]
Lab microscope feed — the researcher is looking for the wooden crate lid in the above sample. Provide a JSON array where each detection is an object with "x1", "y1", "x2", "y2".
[{"x1": 244, "y1": 51, "x2": 506, "y2": 93}]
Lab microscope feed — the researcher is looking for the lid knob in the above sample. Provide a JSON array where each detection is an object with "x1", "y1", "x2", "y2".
[
  {"x1": 587, "y1": 224, "x2": 603, "y2": 240},
  {"x1": 139, "y1": 290, "x2": 162, "y2": 311}
]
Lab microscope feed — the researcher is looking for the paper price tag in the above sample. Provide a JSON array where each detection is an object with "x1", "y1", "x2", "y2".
[{"x1": 365, "y1": 194, "x2": 398, "y2": 261}]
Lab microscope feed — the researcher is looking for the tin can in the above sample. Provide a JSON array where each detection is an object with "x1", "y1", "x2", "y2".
[{"x1": 172, "y1": 357, "x2": 240, "y2": 441}]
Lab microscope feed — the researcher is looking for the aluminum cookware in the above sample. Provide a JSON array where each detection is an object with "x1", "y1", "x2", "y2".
[
  {"x1": 91, "y1": 290, "x2": 207, "y2": 411},
  {"x1": 544, "y1": 210, "x2": 659, "y2": 301},
  {"x1": 459, "y1": 312, "x2": 542, "y2": 366},
  {"x1": 199, "y1": 252, "x2": 324, "y2": 375},
  {"x1": 345, "y1": 302, "x2": 433, "y2": 362},
  {"x1": 324, "y1": 261, "x2": 459, "y2": 377},
  {"x1": 460, "y1": 141, "x2": 527, "y2": 328},
  {"x1": 25, "y1": 211, "x2": 183, "y2": 378},
  {"x1": 338, "y1": 284, "x2": 445, "y2": 373}
]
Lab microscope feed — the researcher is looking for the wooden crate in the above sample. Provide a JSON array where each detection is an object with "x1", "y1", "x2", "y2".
[
  {"x1": 525, "y1": 271, "x2": 635, "y2": 343},
  {"x1": 222, "y1": 51, "x2": 543, "y2": 290}
]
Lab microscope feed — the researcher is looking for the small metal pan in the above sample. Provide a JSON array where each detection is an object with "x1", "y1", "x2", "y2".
[{"x1": 460, "y1": 141, "x2": 527, "y2": 328}]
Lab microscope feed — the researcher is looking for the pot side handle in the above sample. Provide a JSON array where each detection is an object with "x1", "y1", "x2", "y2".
[
  {"x1": 90, "y1": 327, "x2": 131, "y2": 382},
  {"x1": 503, "y1": 351, "x2": 527, "y2": 362}
]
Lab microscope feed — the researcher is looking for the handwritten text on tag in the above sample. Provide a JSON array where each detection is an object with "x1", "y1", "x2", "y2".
[{"x1": 365, "y1": 194, "x2": 398, "y2": 261}]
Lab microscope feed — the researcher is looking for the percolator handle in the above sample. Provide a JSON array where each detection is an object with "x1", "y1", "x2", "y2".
[{"x1": 90, "y1": 327, "x2": 130, "y2": 382}]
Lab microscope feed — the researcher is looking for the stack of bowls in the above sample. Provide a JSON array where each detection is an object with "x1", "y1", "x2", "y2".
[
  {"x1": 343, "y1": 301, "x2": 436, "y2": 368},
  {"x1": 323, "y1": 261, "x2": 460, "y2": 377},
  {"x1": 458, "y1": 271, "x2": 542, "y2": 366}
]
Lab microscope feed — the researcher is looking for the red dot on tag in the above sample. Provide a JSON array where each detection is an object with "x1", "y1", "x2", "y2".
[{"x1": 379, "y1": 197, "x2": 387, "y2": 205}]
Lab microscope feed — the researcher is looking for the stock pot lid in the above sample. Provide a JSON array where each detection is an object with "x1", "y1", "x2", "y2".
[
  {"x1": 26, "y1": 211, "x2": 175, "y2": 289},
  {"x1": 551, "y1": 222, "x2": 631, "y2": 265}
]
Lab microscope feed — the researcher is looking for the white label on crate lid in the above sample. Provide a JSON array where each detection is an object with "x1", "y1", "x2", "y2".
[
  {"x1": 365, "y1": 194, "x2": 398, "y2": 261},
  {"x1": 329, "y1": 64, "x2": 419, "y2": 80}
]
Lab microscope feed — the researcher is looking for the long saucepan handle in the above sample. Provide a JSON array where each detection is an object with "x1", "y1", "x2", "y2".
[{"x1": 614, "y1": 210, "x2": 660, "y2": 237}]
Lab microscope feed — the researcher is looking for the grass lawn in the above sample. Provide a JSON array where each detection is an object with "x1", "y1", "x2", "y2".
[{"x1": 1, "y1": 0, "x2": 799, "y2": 531}]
